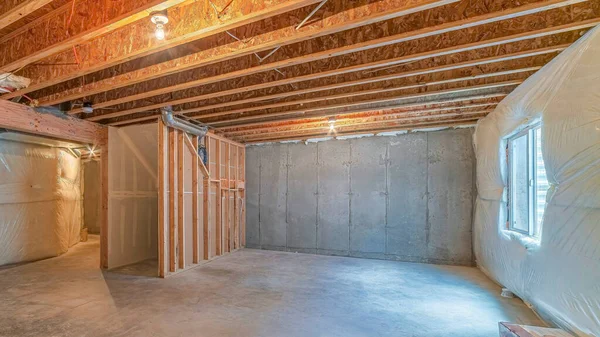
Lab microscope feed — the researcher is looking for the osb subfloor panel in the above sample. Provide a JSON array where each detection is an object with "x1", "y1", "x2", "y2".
[{"x1": 0, "y1": 236, "x2": 545, "y2": 337}]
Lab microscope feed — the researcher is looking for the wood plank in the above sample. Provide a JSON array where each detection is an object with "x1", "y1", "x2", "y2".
[
  {"x1": 215, "y1": 140, "x2": 222, "y2": 256},
  {"x1": 240, "y1": 147, "x2": 246, "y2": 247},
  {"x1": 4, "y1": 0, "x2": 324, "y2": 100},
  {"x1": 192, "y1": 135, "x2": 199, "y2": 264},
  {"x1": 233, "y1": 146, "x2": 239, "y2": 249},
  {"x1": 178, "y1": 47, "x2": 563, "y2": 118},
  {"x1": 99, "y1": 129, "x2": 109, "y2": 269},
  {"x1": 168, "y1": 128, "x2": 176, "y2": 272},
  {"x1": 0, "y1": 0, "x2": 187, "y2": 73},
  {"x1": 0, "y1": 100, "x2": 104, "y2": 145},
  {"x1": 236, "y1": 109, "x2": 490, "y2": 140},
  {"x1": 157, "y1": 121, "x2": 168, "y2": 277},
  {"x1": 80, "y1": 0, "x2": 588, "y2": 120},
  {"x1": 244, "y1": 118, "x2": 480, "y2": 144},
  {"x1": 202, "y1": 136, "x2": 211, "y2": 260},
  {"x1": 206, "y1": 79, "x2": 523, "y2": 127},
  {"x1": 215, "y1": 94, "x2": 506, "y2": 130},
  {"x1": 177, "y1": 130, "x2": 185, "y2": 269},
  {"x1": 42, "y1": 0, "x2": 456, "y2": 109},
  {"x1": 0, "y1": 0, "x2": 54, "y2": 31},
  {"x1": 106, "y1": 43, "x2": 563, "y2": 127},
  {"x1": 226, "y1": 105, "x2": 496, "y2": 137},
  {"x1": 194, "y1": 67, "x2": 536, "y2": 122},
  {"x1": 225, "y1": 143, "x2": 231, "y2": 253},
  {"x1": 183, "y1": 133, "x2": 210, "y2": 177}
]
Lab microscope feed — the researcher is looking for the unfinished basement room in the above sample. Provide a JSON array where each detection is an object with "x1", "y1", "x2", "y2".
[{"x1": 0, "y1": 0, "x2": 599, "y2": 336}]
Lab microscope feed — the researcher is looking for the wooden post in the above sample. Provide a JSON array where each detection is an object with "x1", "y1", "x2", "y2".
[
  {"x1": 168, "y1": 128, "x2": 176, "y2": 272},
  {"x1": 233, "y1": 146, "x2": 238, "y2": 249},
  {"x1": 99, "y1": 128, "x2": 109, "y2": 269},
  {"x1": 177, "y1": 130, "x2": 185, "y2": 269},
  {"x1": 240, "y1": 146, "x2": 246, "y2": 247},
  {"x1": 192, "y1": 135, "x2": 199, "y2": 264},
  {"x1": 225, "y1": 142, "x2": 231, "y2": 253},
  {"x1": 157, "y1": 122, "x2": 168, "y2": 277},
  {"x1": 203, "y1": 136, "x2": 211, "y2": 260},
  {"x1": 215, "y1": 140, "x2": 222, "y2": 256}
]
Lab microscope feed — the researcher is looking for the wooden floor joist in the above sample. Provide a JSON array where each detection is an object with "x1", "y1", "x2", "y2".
[
  {"x1": 59, "y1": 0, "x2": 457, "y2": 114},
  {"x1": 79, "y1": 0, "x2": 593, "y2": 120},
  {"x1": 0, "y1": 0, "x2": 189, "y2": 74},
  {"x1": 2, "y1": 0, "x2": 596, "y2": 143},
  {"x1": 1, "y1": 0, "x2": 326, "y2": 100},
  {"x1": 204, "y1": 79, "x2": 524, "y2": 127},
  {"x1": 0, "y1": 0, "x2": 54, "y2": 32},
  {"x1": 243, "y1": 118, "x2": 481, "y2": 144},
  {"x1": 211, "y1": 93, "x2": 509, "y2": 129}
]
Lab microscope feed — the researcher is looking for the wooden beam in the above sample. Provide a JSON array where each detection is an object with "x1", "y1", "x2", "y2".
[
  {"x1": 0, "y1": 0, "x2": 187, "y2": 73},
  {"x1": 0, "y1": 100, "x2": 104, "y2": 144},
  {"x1": 214, "y1": 93, "x2": 508, "y2": 129},
  {"x1": 175, "y1": 47, "x2": 562, "y2": 118},
  {"x1": 215, "y1": 140, "x2": 222, "y2": 256},
  {"x1": 2, "y1": 0, "x2": 321, "y2": 99},
  {"x1": 206, "y1": 79, "x2": 524, "y2": 126},
  {"x1": 193, "y1": 67, "x2": 537, "y2": 122},
  {"x1": 168, "y1": 128, "x2": 176, "y2": 273},
  {"x1": 192, "y1": 135, "x2": 199, "y2": 264},
  {"x1": 177, "y1": 130, "x2": 185, "y2": 269},
  {"x1": 105, "y1": 43, "x2": 562, "y2": 126},
  {"x1": 39, "y1": 0, "x2": 456, "y2": 109},
  {"x1": 203, "y1": 136, "x2": 211, "y2": 260},
  {"x1": 78, "y1": 0, "x2": 590, "y2": 119},
  {"x1": 157, "y1": 121, "x2": 168, "y2": 277},
  {"x1": 223, "y1": 104, "x2": 498, "y2": 136},
  {"x1": 0, "y1": 0, "x2": 54, "y2": 31},
  {"x1": 225, "y1": 143, "x2": 231, "y2": 253},
  {"x1": 99, "y1": 128, "x2": 109, "y2": 269},
  {"x1": 183, "y1": 133, "x2": 210, "y2": 178},
  {"x1": 235, "y1": 109, "x2": 491, "y2": 140},
  {"x1": 243, "y1": 118, "x2": 480, "y2": 144}
]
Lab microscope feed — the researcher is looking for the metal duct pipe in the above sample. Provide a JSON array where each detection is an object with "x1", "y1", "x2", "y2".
[{"x1": 160, "y1": 106, "x2": 208, "y2": 138}]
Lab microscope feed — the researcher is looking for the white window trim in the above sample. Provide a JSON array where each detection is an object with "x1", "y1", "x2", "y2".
[{"x1": 506, "y1": 122, "x2": 544, "y2": 238}]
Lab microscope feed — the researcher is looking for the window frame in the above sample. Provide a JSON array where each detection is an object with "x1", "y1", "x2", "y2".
[{"x1": 506, "y1": 122, "x2": 544, "y2": 237}]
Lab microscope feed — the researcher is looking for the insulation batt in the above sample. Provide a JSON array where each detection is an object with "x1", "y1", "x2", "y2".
[
  {"x1": 473, "y1": 27, "x2": 600, "y2": 336},
  {"x1": 0, "y1": 141, "x2": 81, "y2": 266}
]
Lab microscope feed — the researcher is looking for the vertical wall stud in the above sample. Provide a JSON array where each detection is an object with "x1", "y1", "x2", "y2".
[
  {"x1": 192, "y1": 135, "x2": 199, "y2": 264},
  {"x1": 177, "y1": 130, "x2": 185, "y2": 269}
]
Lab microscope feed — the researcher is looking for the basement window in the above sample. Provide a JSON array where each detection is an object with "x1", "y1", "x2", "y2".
[{"x1": 507, "y1": 123, "x2": 548, "y2": 237}]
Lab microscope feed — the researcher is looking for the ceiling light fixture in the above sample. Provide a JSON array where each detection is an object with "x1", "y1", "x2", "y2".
[
  {"x1": 151, "y1": 10, "x2": 169, "y2": 40},
  {"x1": 328, "y1": 117, "x2": 336, "y2": 131}
]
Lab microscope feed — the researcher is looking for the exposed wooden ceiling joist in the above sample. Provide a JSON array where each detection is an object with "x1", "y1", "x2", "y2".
[
  {"x1": 1, "y1": 0, "x2": 324, "y2": 99},
  {"x1": 1, "y1": 0, "x2": 597, "y2": 143},
  {"x1": 75, "y1": 0, "x2": 593, "y2": 119},
  {"x1": 0, "y1": 0, "x2": 189, "y2": 73},
  {"x1": 242, "y1": 118, "x2": 481, "y2": 144},
  {"x1": 48, "y1": 0, "x2": 458, "y2": 112},
  {"x1": 214, "y1": 95, "x2": 506, "y2": 130},
  {"x1": 0, "y1": 0, "x2": 54, "y2": 31}
]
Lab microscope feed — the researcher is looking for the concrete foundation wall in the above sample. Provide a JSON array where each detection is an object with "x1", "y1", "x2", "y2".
[{"x1": 245, "y1": 128, "x2": 476, "y2": 266}]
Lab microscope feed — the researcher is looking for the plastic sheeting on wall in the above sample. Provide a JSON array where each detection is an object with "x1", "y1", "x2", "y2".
[
  {"x1": 107, "y1": 124, "x2": 158, "y2": 269},
  {"x1": 0, "y1": 140, "x2": 82, "y2": 266},
  {"x1": 473, "y1": 27, "x2": 600, "y2": 336}
]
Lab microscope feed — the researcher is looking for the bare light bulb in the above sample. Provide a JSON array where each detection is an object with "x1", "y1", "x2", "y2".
[
  {"x1": 155, "y1": 24, "x2": 165, "y2": 40},
  {"x1": 329, "y1": 123, "x2": 335, "y2": 131}
]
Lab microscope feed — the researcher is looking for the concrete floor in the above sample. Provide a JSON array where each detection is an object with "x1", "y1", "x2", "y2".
[{"x1": 0, "y1": 236, "x2": 544, "y2": 337}]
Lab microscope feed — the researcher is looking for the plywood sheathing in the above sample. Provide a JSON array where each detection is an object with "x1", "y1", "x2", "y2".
[
  {"x1": 1, "y1": 0, "x2": 323, "y2": 101},
  {"x1": 0, "y1": 0, "x2": 62, "y2": 34},
  {"x1": 81, "y1": 0, "x2": 598, "y2": 122},
  {"x1": 0, "y1": 0, "x2": 189, "y2": 74},
  {"x1": 38, "y1": 0, "x2": 454, "y2": 112}
]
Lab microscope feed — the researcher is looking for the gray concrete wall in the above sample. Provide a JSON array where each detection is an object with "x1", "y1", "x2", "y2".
[{"x1": 245, "y1": 128, "x2": 475, "y2": 266}]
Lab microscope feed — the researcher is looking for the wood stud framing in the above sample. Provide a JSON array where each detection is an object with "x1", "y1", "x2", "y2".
[
  {"x1": 1, "y1": 0, "x2": 599, "y2": 144},
  {"x1": 157, "y1": 124, "x2": 245, "y2": 277}
]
